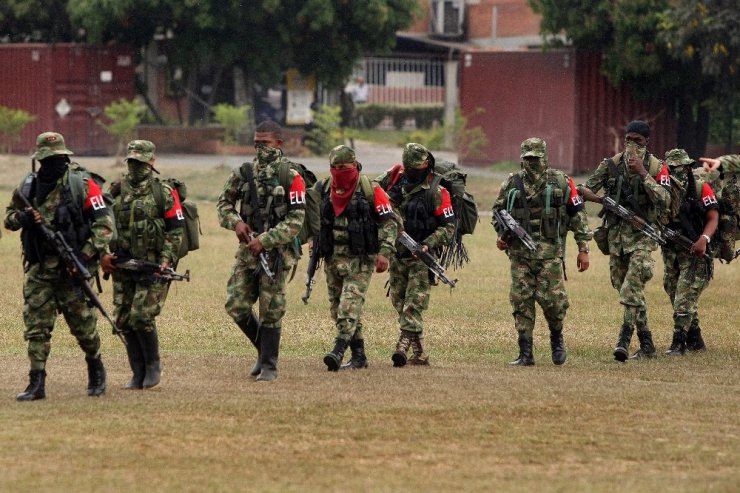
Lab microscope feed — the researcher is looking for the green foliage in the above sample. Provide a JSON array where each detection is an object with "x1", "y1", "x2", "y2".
[
  {"x1": 98, "y1": 98, "x2": 146, "y2": 161},
  {"x1": 354, "y1": 104, "x2": 444, "y2": 130},
  {"x1": 0, "y1": 0, "x2": 77, "y2": 42},
  {"x1": 212, "y1": 104, "x2": 251, "y2": 145},
  {"x1": 0, "y1": 106, "x2": 36, "y2": 154},
  {"x1": 406, "y1": 108, "x2": 489, "y2": 161},
  {"x1": 305, "y1": 105, "x2": 343, "y2": 156}
]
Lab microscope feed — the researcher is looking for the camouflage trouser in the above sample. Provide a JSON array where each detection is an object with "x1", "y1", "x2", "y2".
[
  {"x1": 325, "y1": 255, "x2": 374, "y2": 342},
  {"x1": 22, "y1": 260, "x2": 101, "y2": 370},
  {"x1": 112, "y1": 271, "x2": 171, "y2": 333},
  {"x1": 662, "y1": 248, "x2": 711, "y2": 334},
  {"x1": 609, "y1": 248, "x2": 654, "y2": 329},
  {"x1": 509, "y1": 255, "x2": 569, "y2": 337},
  {"x1": 389, "y1": 256, "x2": 430, "y2": 334},
  {"x1": 225, "y1": 248, "x2": 290, "y2": 329}
]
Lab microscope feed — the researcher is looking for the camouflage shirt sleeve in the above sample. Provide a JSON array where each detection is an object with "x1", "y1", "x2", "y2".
[
  {"x1": 582, "y1": 160, "x2": 610, "y2": 194},
  {"x1": 4, "y1": 187, "x2": 26, "y2": 231},
  {"x1": 493, "y1": 174, "x2": 514, "y2": 211},
  {"x1": 719, "y1": 154, "x2": 740, "y2": 172},
  {"x1": 564, "y1": 175, "x2": 592, "y2": 249},
  {"x1": 160, "y1": 184, "x2": 185, "y2": 264},
  {"x1": 422, "y1": 186, "x2": 454, "y2": 249},
  {"x1": 641, "y1": 160, "x2": 671, "y2": 213},
  {"x1": 80, "y1": 177, "x2": 114, "y2": 258},
  {"x1": 216, "y1": 171, "x2": 244, "y2": 231},
  {"x1": 259, "y1": 170, "x2": 306, "y2": 250},
  {"x1": 372, "y1": 185, "x2": 399, "y2": 258}
]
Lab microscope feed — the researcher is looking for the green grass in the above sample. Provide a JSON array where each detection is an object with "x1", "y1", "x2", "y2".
[{"x1": 0, "y1": 156, "x2": 738, "y2": 492}]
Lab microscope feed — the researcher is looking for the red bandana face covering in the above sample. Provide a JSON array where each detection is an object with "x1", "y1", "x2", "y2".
[{"x1": 330, "y1": 166, "x2": 360, "y2": 217}]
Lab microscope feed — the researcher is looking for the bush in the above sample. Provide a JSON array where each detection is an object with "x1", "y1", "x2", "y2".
[
  {"x1": 212, "y1": 103, "x2": 251, "y2": 145},
  {"x1": 354, "y1": 104, "x2": 443, "y2": 130},
  {"x1": 0, "y1": 105, "x2": 36, "y2": 154},
  {"x1": 305, "y1": 105, "x2": 344, "y2": 156},
  {"x1": 98, "y1": 98, "x2": 146, "y2": 163}
]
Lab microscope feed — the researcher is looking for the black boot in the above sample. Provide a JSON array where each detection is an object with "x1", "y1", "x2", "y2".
[
  {"x1": 686, "y1": 325, "x2": 706, "y2": 352},
  {"x1": 324, "y1": 338, "x2": 349, "y2": 371},
  {"x1": 613, "y1": 324, "x2": 634, "y2": 362},
  {"x1": 392, "y1": 330, "x2": 413, "y2": 367},
  {"x1": 409, "y1": 334, "x2": 430, "y2": 366},
  {"x1": 139, "y1": 330, "x2": 161, "y2": 388},
  {"x1": 340, "y1": 339, "x2": 369, "y2": 370},
  {"x1": 237, "y1": 313, "x2": 262, "y2": 377},
  {"x1": 256, "y1": 327, "x2": 281, "y2": 381},
  {"x1": 549, "y1": 328, "x2": 567, "y2": 366},
  {"x1": 86, "y1": 356, "x2": 106, "y2": 397},
  {"x1": 123, "y1": 331, "x2": 145, "y2": 389},
  {"x1": 665, "y1": 330, "x2": 687, "y2": 356},
  {"x1": 509, "y1": 333, "x2": 535, "y2": 366},
  {"x1": 630, "y1": 330, "x2": 657, "y2": 360},
  {"x1": 16, "y1": 369, "x2": 46, "y2": 401}
]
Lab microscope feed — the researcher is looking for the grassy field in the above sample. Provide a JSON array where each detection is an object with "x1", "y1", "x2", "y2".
[{"x1": 0, "y1": 156, "x2": 737, "y2": 492}]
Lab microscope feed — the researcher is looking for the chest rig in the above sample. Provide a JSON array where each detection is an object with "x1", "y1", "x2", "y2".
[
  {"x1": 605, "y1": 153, "x2": 661, "y2": 224},
  {"x1": 238, "y1": 162, "x2": 289, "y2": 234},
  {"x1": 505, "y1": 170, "x2": 570, "y2": 242},
  {"x1": 112, "y1": 179, "x2": 165, "y2": 259},
  {"x1": 319, "y1": 177, "x2": 379, "y2": 258}
]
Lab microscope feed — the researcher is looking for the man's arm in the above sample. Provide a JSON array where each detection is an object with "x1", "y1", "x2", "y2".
[
  {"x1": 80, "y1": 177, "x2": 114, "y2": 260},
  {"x1": 422, "y1": 187, "x2": 454, "y2": 249},
  {"x1": 216, "y1": 172, "x2": 244, "y2": 231},
  {"x1": 160, "y1": 185, "x2": 186, "y2": 265}
]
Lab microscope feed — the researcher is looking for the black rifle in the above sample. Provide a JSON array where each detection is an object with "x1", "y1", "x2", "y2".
[
  {"x1": 398, "y1": 231, "x2": 457, "y2": 287},
  {"x1": 15, "y1": 191, "x2": 125, "y2": 346},
  {"x1": 661, "y1": 227, "x2": 713, "y2": 261},
  {"x1": 302, "y1": 239, "x2": 321, "y2": 304},
  {"x1": 600, "y1": 196, "x2": 666, "y2": 245},
  {"x1": 492, "y1": 209, "x2": 537, "y2": 251},
  {"x1": 111, "y1": 254, "x2": 191, "y2": 282},
  {"x1": 249, "y1": 233, "x2": 277, "y2": 282}
]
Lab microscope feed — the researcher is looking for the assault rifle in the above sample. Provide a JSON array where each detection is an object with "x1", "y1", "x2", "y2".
[
  {"x1": 111, "y1": 254, "x2": 191, "y2": 282},
  {"x1": 597, "y1": 196, "x2": 666, "y2": 246},
  {"x1": 492, "y1": 209, "x2": 537, "y2": 251},
  {"x1": 301, "y1": 239, "x2": 321, "y2": 304},
  {"x1": 661, "y1": 227, "x2": 713, "y2": 261},
  {"x1": 15, "y1": 191, "x2": 125, "y2": 346},
  {"x1": 398, "y1": 231, "x2": 457, "y2": 288}
]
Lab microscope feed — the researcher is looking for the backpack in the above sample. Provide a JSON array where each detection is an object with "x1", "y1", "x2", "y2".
[
  {"x1": 152, "y1": 178, "x2": 201, "y2": 259},
  {"x1": 239, "y1": 160, "x2": 319, "y2": 245}
]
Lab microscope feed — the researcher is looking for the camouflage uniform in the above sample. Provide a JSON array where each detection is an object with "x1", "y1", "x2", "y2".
[
  {"x1": 660, "y1": 149, "x2": 719, "y2": 355},
  {"x1": 581, "y1": 127, "x2": 671, "y2": 361},
  {"x1": 108, "y1": 140, "x2": 185, "y2": 389},
  {"x1": 493, "y1": 138, "x2": 592, "y2": 366},
  {"x1": 381, "y1": 143, "x2": 455, "y2": 367},
  {"x1": 217, "y1": 146, "x2": 306, "y2": 381},
  {"x1": 712, "y1": 155, "x2": 739, "y2": 263},
  {"x1": 4, "y1": 132, "x2": 114, "y2": 400},
  {"x1": 318, "y1": 146, "x2": 399, "y2": 370}
]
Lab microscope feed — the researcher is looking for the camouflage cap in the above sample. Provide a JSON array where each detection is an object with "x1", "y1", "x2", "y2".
[
  {"x1": 520, "y1": 137, "x2": 547, "y2": 158},
  {"x1": 329, "y1": 145, "x2": 356, "y2": 166},
  {"x1": 402, "y1": 143, "x2": 429, "y2": 169},
  {"x1": 126, "y1": 140, "x2": 156, "y2": 163},
  {"x1": 32, "y1": 132, "x2": 73, "y2": 160},
  {"x1": 665, "y1": 148, "x2": 693, "y2": 167}
]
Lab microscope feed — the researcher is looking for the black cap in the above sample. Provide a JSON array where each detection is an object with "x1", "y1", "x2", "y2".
[{"x1": 626, "y1": 120, "x2": 651, "y2": 138}]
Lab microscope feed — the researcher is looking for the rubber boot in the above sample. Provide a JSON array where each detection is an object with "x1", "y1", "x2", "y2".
[
  {"x1": 686, "y1": 325, "x2": 706, "y2": 352},
  {"x1": 630, "y1": 330, "x2": 657, "y2": 360},
  {"x1": 392, "y1": 330, "x2": 413, "y2": 367},
  {"x1": 237, "y1": 313, "x2": 261, "y2": 377},
  {"x1": 139, "y1": 329, "x2": 161, "y2": 388},
  {"x1": 409, "y1": 334, "x2": 430, "y2": 366},
  {"x1": 665, "y1": 330, "x2": 687, "y2": 356},
  {"x1": 324, "y1": 338, "x2": 349, "y2": 371},
  {"x1": 340, "y1": 339, "x2": 369, "y2": 370},
  {"x1": 86, "y1": 356, "x2": 106, "y2": 397},
  {"x1": 509, "y1": 333, "x2": 535, "y2": 366},
  {"x1": 123, "y1": 331, "x2": 145, "y2": 389},
  {"x1": 256, "y1": 327, "x2": 281, "y2": 382},
  {"x1": 549, "y1": 328, "x2": 567, "y2": 365},
  {"x1": 613, "y1": 324, "x2": 634, "y2": 362},
  {"x1": 16, "y1": 369, "x2": 46, "y2": 401}
]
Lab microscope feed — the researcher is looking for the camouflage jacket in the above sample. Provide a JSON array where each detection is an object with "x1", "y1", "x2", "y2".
[
  {"x1": 217, "y1": 157, "x2": 306, "y2": 266},
  {"x1": 583, "y1": 152, "x2": 671, "y2": 255},
  {"x1": 110, "y1": 177, "x2": 185, "y2": 264},
  {"x1": 494, "y1": 168, "x2": 592, "y2": 260},
  {"x1": 5, "y1": 164, "x2": 114, "y2": 262}
]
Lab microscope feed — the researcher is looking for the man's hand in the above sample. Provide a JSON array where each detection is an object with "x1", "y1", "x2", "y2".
[
  {"x1": 247, "y1": 236, "x2": 264, "y2": 256},
  {"x1": 700, "y1": 157, "x2": 721, "y2": 173},
  {"x1": 627, "y1": 156, "x2": 648, "y2": 178},
  {"x1": 690, "y1": 236, "x2": 708, "y2": 257},
  {"x1": 100, "y1": 254, "x2": 117, "y2": 274},
  {"x1": 235, "y1": 221, "x2": 252, "y2": 243},
  {"x1": 496, "y1": 237, "x2": 508, "y2": 251},
  {"x1": 577, "y1": 251, "x2": 590, "y2": 272},
  {"x1": 375, "y1": 254, "x2": 389, "y2": 273}
]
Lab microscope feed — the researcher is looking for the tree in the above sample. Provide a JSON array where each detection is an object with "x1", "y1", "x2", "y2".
[
  {"x1": 529, "y1": 0, "x2": 739, "y2": 156},
  {"x1": 0, "y1": 0, "x2": 78, "y2": 42},
  {"x1": 0, "y1": 105, "x2": 36, "y2": 154},
  {"x1": 98, "y1": 98, "x2": 146, "y2": 164}
]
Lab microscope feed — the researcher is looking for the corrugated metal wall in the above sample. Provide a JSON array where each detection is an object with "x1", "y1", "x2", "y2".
[
  {"x1": 459, "y1": 49, "x2": 677, "y2": 174},
  {"x1": 0, "y1": 44, "x2": 135, "y2": 156}
]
